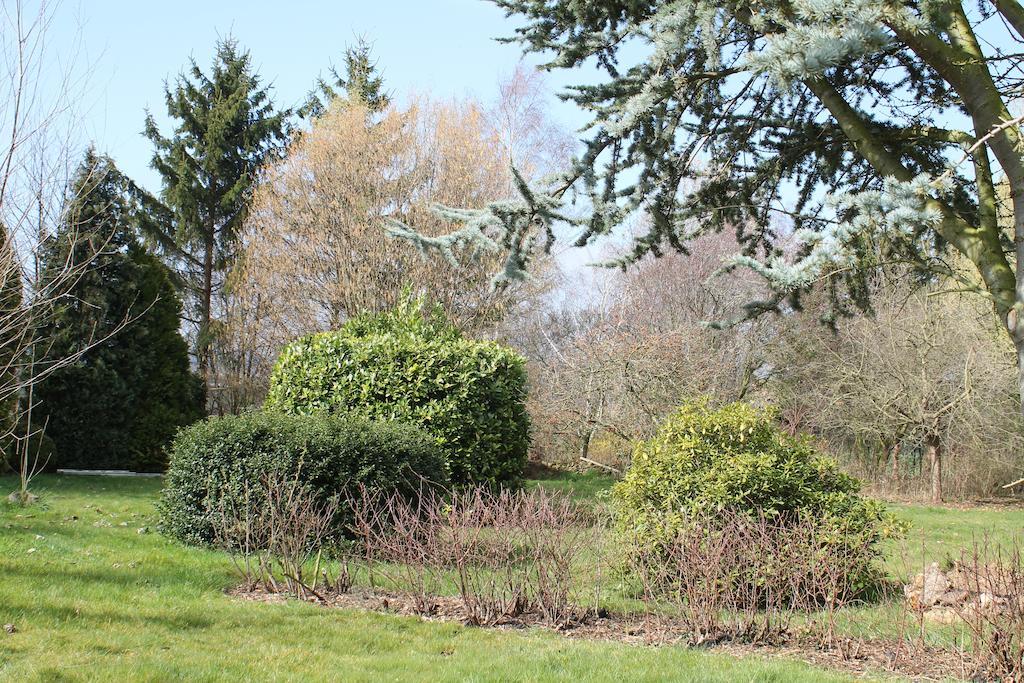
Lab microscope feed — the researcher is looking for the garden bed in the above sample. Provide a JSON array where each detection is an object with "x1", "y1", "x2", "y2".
[{"x1": 232, "y1": 585, "x2": 974, "y2": 681}]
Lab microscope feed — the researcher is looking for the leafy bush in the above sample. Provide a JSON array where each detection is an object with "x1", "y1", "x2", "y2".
[
  {"x1": 265, "y1": 298, "x2": 530, "y2": 486},
  {"x1": 159, "y1": 410, "x2": 448, "y2": 545},
  {"x1": 613, "y1": 401, "x2": 902, "y2": 596}
]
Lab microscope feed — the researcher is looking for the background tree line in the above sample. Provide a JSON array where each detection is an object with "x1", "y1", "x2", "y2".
[
  {"x1": 1, "y1": 19, "x2": 567, "y2": 483},
  {"x1": 521, "y1": 250, "x2": 1024, "y2": 502}
]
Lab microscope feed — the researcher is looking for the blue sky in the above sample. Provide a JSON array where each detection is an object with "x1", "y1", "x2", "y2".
[{"x1": 53, "y1": 0, "x2": 589, "y2": 193}]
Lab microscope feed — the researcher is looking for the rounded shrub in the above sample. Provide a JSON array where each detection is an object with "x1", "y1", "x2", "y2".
[
  {"x1": 159, "y1": 411, "x2": 448, "y2": 545},
  {"x1": 612, "y1": 401, "x2": 903, "y2": 595},
  {"x1": 265, "y1": 298, "x2": 530, "y2": 487}
]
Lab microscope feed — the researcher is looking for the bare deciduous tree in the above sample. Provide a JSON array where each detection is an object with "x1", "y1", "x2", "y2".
[
  {"x1": 223, "y1": 98, "x2": 508, "y2": 397},
  {"x1": 771, "y1": 274, "x2": 1024, "y2": 502},
  {"x1": 486, "y1": 62, "x2": 574, "y2": 189},
  {"x1": 522, "y1": 231, "x2": 771, "y2": 469},
  {"x1": 0, "y1": 0, "x2": 129, "y2": 501},
  {"x1": 218, "y1": 73, "x2": 568, "y2": 410}
]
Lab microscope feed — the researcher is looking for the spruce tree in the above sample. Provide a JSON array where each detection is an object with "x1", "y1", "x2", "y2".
[
  {"x1": 36, "y1": 149, "x2": 204, "y2": 472},
  {"x1": 141, "y1": 39, "x2": 288, "y2": 381},
  {"x1": 299, "y1": 38, "x2": 390, "y2": 118}
]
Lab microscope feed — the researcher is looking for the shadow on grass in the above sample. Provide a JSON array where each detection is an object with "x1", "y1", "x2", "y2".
[{"x1": 2, "y1": 594, "x2": 218, "y2": 632}]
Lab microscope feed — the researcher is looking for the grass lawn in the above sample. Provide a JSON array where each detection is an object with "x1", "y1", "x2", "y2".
[
  {"x1": 3, "y1": 471, "x2": 1021, "y2": 681},
  {"x1": 0, "y1": 474, "x2": 850, "y2": 682},
  {"x1": 887, "y1": 503, "x2": 1024, "y2": 571},
  {"x1": 525, "y1": 469, "x2": 618, "y2": 503}
]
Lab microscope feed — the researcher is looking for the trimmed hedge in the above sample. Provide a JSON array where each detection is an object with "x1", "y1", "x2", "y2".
[
  {"x1": 265, "y1": 300, "x2": 530, "y2": 486},
  {"x1": 159, "y1": 411, "x2": 447, "y2": 545},
  {"x1": 613, "y1": 401, "x2": 903, "y2": 594}
]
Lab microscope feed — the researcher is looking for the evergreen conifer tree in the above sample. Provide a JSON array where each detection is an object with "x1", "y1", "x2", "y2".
[
  {"x1": 299, "y1": 38, "x2": 390, "y2": 118},
  {"x1": 141, "y1": 39, "x2": 288, "y2": 381},
  {"x1": 36, "y1": 149, "x2": 204, "y2": 472}
]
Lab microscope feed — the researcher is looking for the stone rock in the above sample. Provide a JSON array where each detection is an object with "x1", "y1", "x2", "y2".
[
  {"x1": 936, "y1": 589, "x2": 969, "y2": 607},
  {"x1": 978, "y1": 592, "x2": 1009, "y2": 612},
  {"x1": 904, "y1": 563, "x2": 950, "y2": 608},
  {"x1": 950, "y1": 563, "x2": 1016, "y2": 596},
  {"x1": 905, "y1": 561, "x2": 1022, "y2": 621},
  {"x1": 6, "y1": 491, "x2": 38, "y2": 505}
]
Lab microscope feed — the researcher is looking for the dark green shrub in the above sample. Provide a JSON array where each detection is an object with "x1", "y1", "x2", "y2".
[
  {"x1": 265, "y1": 298, "x2": 530, "y2": 486},
  {"x1": 159, "y1": 410, "x2": 448, "y2": 545},
  {"x1": 613, "y1": 401, "x2": 903, "y2": 595}
]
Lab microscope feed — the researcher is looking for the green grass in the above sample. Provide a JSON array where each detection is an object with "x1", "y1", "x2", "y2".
[
  {"x1": 0, "y1": 475, "x2": 850, "y2": 682},
  {"x1": 5, "y1": 469, "x2": 1019, "y2": 681},
  {"x1": 888, "y1": 503, "x2": 1024, "y2": 571},
  {"x1": 525, "y1": 469, "x2": 618, "y2": 503}
]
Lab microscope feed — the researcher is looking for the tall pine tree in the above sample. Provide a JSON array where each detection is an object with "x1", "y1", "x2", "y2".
[
  {"x1": 141, "y1": 39, "x2": 288, "y2": 381},
  {"x1": 36, "y1": 149, "x2": 204, "y2": 472},
  {"x1": 299, "y1": 39, "x2": 390, "y2": 119}
]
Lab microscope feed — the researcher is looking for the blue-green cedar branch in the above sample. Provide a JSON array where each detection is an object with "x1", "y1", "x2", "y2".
[{"x1": 388, "y1": 0, "x2": 1024, "y2": 408}]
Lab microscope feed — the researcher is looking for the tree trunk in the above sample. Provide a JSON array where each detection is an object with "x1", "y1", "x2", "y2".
[
  {"x1": 1013, "y1": 273, "x2": 1024, "y2": 419},
  {"x1": 889, "y1": 441, "x2": 902, "y2": 482},
  {"x1": 925, "y1": 434, "x2": 942, "y2": 504},
  {"x1": 580, "y1": 427, "x2": 594, "y2": 462},
  {"x1": 198, "y1": 231, "x2": 214, "y2": 382},
  {"x1": 1017, "y1": 328, "x2": 1024, "y2": 419}
]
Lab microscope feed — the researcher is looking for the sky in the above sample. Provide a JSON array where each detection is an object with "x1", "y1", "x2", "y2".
[{"x1": 49, "y1": 0, "x2": 591, "y2": 194}]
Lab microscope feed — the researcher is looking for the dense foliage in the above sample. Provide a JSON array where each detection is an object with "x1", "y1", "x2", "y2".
[
  {"x1": 266, "y1": 298, "x2": 530, "y2": 486},
  {"x1": 159, "y1": 410, "x2": 447, "y2": 545},
  {"x1": 36, "y1": 150, "x2": 205, "y2": 472},
  {"x1": 613, "y1": 401, "x2": 902, "y2": 593}
]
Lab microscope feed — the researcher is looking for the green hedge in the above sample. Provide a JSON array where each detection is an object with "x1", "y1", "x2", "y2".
[
  {"x1": 265, "y1": 300, "x2": 530, "y2": 486},
  {"x1": 159, "y1": 411, "x2": 447, "y2": 545},
  {"x1": 613, "y1": 401, "x2": 903, "y2": 594}
]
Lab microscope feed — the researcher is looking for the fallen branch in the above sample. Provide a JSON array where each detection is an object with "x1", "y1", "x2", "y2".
[{"x1": 579, "y1": 457, "x2": 621, "y2": 475}]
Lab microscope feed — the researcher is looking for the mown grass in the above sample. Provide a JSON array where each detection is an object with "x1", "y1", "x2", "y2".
[
  {"x1": 4, "y1": 470, "x2": 1021, "y2": 681},
  {"x1": 525, "y1": 469, "x2": 618, "y2": 503},
  {"x1": 887, "y1": 503, "x2": 1024, "y2": 571},
  {"x1": 0, "y1": 474, "x2": 850, "y2": 682}
]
